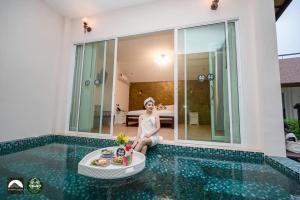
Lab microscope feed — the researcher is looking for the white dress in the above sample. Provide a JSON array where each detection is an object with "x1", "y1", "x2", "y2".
[{"x1": 140, "y1": 115, "x2": 160, "y2": 147}]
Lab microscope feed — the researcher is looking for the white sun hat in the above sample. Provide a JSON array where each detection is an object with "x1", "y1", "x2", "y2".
[{"x1": 144, "y1": 97, "x2": 155, "y2": 106}]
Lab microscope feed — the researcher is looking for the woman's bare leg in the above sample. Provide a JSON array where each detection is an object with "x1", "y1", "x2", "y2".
[
  {"x1": 141, "y1": 145, "x2": 148, "y2": 154},
  {"x1": 134, "y1": 139, "x2": 144, "y2": 152},
  {"x1": 135, "y1": 138, "x2": 152, "y2": 152}
]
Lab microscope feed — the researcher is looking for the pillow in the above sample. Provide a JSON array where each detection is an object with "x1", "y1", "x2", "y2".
[
  {"x1": 165, "y1": 105, "x2": 174, "y2": 111},
  {"x1": 156, "y1": 103, "x2": 166, "y2": 110}
]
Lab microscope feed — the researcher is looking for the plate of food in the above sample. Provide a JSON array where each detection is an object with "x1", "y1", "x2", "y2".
[
  {"x1": 111, "y1": 156, "x2": 124, "y2": 165},
  {"x1": 91, "y1": 158, "x2": 110, "y2": 167}
]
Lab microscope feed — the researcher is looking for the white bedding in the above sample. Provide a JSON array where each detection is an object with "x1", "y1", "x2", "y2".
[{"x1": 127, "y1": 109, "x2": 174, "y2": 117}]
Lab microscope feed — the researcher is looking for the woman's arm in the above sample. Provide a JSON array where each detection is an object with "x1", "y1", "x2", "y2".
[{"x1": 145, "y1": 113, "x2": 160, "y2": 138}]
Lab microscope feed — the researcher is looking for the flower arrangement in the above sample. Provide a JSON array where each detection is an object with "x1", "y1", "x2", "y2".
[{"x1": 116, "y1": 133, "x2": 129, "y2": 146}]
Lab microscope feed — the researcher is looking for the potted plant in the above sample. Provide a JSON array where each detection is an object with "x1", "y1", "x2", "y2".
[
  {"x1": 116, "y1": 133, "x2": 129, "y2": 147},
  {"x1": 115, "y1": 133, "x2": 129, "y2": 158}
]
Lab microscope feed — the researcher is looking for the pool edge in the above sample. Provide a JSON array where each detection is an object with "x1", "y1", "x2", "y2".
[{"x1": 1, "y1": 134, "x2": 300, "y2": 183}]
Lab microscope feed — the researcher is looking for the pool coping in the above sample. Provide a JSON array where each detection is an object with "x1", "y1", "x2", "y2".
[
  {"x1": 265, "y1": 156, "x2": 300, "y2": 182},
  {"x1": 1, "y1": 134, "x2": 300, "y2": 183}
]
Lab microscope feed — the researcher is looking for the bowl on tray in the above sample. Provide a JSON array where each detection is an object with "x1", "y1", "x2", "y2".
[{"x1": 100, "y1": 149, "x2": 114, "y2": 159}]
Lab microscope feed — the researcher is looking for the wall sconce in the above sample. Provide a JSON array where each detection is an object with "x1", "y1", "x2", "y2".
[
  {"x1": 82, "y1": 17, "x2": 92, "y2": 33},
  {"x1": 211, "y1": 0, "x2": 219, "y2": 10},
  {"x1": 138, "y1": 90, "x2": 143, "y2": 96}
]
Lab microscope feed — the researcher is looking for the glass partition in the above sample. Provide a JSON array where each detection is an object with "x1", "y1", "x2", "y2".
[
  {"x1": 177, "y1": 21, "x2": 240, "y2": 143},
  {"x1": 69, "y1": 46, "x2": 83, "y2": 131},
  {"x1": 69, "y1": 40, "x2": 115, "y2": 134}
]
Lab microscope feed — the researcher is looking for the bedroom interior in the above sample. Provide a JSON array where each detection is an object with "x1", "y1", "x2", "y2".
[
  {"x1": 112, "y1": 27, "x2": 232, "y2": 142},
  {"x1": 113, "y1": 30, "x2": 175, "y2": 140}
]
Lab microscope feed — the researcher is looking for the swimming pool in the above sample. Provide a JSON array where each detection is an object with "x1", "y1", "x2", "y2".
[{"x1": 0, "y1": 135, "x2": 300, "y2": 199}]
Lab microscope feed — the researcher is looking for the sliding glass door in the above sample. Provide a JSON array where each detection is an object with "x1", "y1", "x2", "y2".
[
  {"x1": 69, "y1": 40, "x2": 115, "y2": 134},
  {"x1": 177, "y1": 21, "x2": 240, "y2": 143},
  {"x1": 68, "y1": 21, "x2": 240, "y2": 143}
]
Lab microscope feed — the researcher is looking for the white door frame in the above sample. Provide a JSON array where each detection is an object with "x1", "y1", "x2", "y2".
[
  {"x1": 173, "y1": 20, "x2": 240, "y2": 145},
  {"x1": 173, "y1": 29, "x2": 179, "y2": 141},
  {"x1": 98, "y1": 41, "x2": 107, "y2": 134},
  {"x1": 109, "y1": 38, "x2": 118, "y2": 137},
  {"x1": 65, "y1": 18, "x2": 243, "y2": 148}
]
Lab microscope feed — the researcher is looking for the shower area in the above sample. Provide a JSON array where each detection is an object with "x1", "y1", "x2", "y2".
[
  {"x1": 69, "y1": 40, "x2": 115, "y2": 134},
  {"x1": 177, "y1": 21, "x2": 241, "y2": 143}
]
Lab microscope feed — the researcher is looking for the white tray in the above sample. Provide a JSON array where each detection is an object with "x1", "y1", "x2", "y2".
[{"x1": 78, "y1": 146, "x2": 145, "y2": 179}]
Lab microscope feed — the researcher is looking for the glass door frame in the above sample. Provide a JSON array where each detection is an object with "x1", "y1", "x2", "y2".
[
  {"x1": 173, "y1": 19, "x2": 244, "y2": 146},
  {"x1": 65, "y1": 18, "x2": 244, "y2": 147}
]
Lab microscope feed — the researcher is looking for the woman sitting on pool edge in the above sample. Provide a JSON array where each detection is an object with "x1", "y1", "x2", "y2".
[{"x1": 132, "y1": 97, "x2": 160, "y2": 154}]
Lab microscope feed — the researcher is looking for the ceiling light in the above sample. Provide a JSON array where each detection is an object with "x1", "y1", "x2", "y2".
[{"x1": 155, "y1": 54, "x2": 170, "y2": 65}]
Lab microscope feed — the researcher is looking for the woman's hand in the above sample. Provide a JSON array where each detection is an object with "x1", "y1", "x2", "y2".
[
  {"x1": 145, "y1": 133, "x2": 152, "y2": 138},
  {"x1": 132, "y1": 140, "x2": 138, "y2": 148}
]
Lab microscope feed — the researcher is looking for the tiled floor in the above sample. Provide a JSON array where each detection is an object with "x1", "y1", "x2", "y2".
[
  {"x1": 112, "y1": 124, "x2": 213, "y2": 141},
  {"x1": 178, "y1": 124, "x2": 212, "y2": 141}
]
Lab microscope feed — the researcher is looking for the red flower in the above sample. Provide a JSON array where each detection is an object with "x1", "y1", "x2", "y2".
[
  {"x1": 125, "y1": 144, "x2": 132, "y2": 151},
  {"x1": 123, "y1": 156, "x2": 128, "y2": 166}
]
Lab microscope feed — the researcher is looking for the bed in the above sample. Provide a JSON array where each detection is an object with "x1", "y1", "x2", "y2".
[{"x1": 126, "y1": 105, "x2": 174, "y2": 129}]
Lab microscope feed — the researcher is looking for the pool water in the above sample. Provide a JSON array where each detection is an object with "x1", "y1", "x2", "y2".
[{"x1": 0, "y1": 143, "x2": 300, "y2": 200}]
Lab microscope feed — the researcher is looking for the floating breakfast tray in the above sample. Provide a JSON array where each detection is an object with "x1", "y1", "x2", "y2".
[{"x1": 78, "y1": 146, "x2": 145, "y2": 179}]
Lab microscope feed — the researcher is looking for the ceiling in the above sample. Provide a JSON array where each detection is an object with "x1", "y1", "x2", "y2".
[
  {"x1": 43, "y1": 0, "x2": 290, "y2": 20},
  {"x1": 117, "y1": 31, "x2": 174, "y2": 82},
  {"x1": 274, "y1": 0, "x2": 292, "y2": 21},
  {"x1": 117, "y1": 31, "x2": 210, "y2": 82},
  {"x1": 43, "y1": 0, "x2": 160, "y2": 18}
]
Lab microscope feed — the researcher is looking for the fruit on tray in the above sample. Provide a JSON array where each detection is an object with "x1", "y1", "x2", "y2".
[
  {"x1": 91, "y1": 158, "x2": 110, "y2": 167},
  {"x1": 112, "y1": 156, "x2": 124, "y2": 165}
]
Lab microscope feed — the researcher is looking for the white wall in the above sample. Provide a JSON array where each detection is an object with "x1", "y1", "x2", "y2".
[
  {"x1": 52, "y1": 18, "x2": 72, "y2": 134},
  {"x1": 115, "y1": 66, "x2": 130, "y2": 112},
  {"x1": 0, "y1": 0, "x2": 64, "y2": 142},
  {"x1": 253, "y1": 0, "x2": 286, "y2": 156},
  {"x1": 56, "y1": 0, "x2": 285, "y2": 156}
]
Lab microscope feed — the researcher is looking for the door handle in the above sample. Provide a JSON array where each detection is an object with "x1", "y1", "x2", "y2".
[
  {"x1": 85, "y1": 80, "x2": 90, "y2": 86},
  {"x1": 94, "y1": 79, "x2": 100, "y2": 86},
  {"x1": 207, "y1": 73, "x2": 215, "y2": 81}
]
